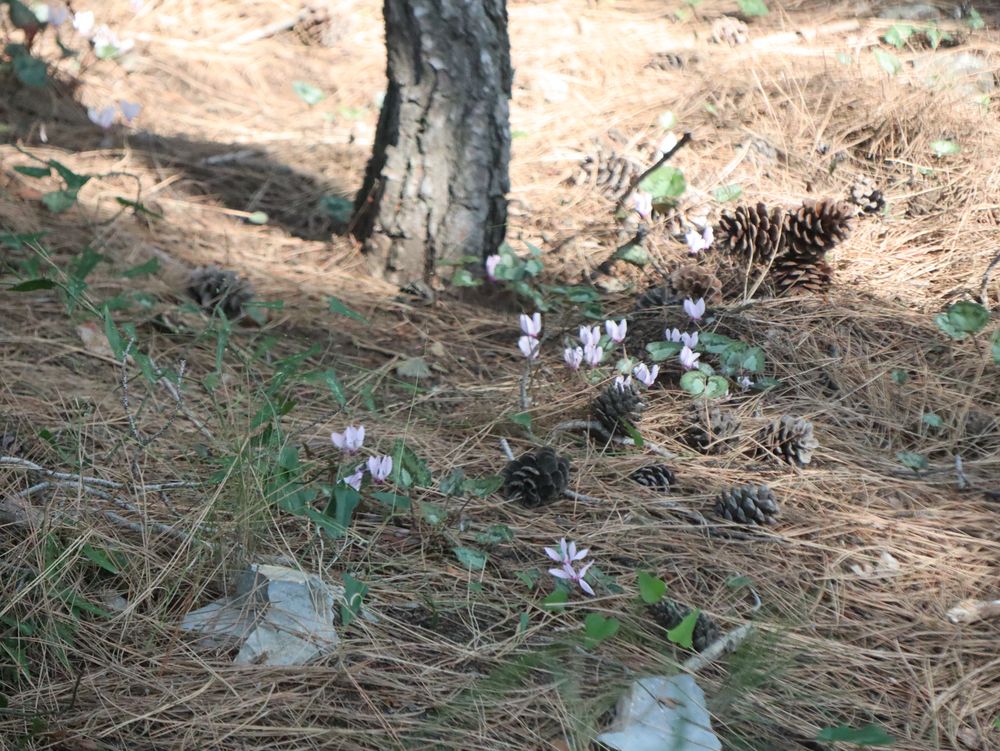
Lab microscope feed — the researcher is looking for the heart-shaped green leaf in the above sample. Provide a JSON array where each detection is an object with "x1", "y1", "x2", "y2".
[
  {"x1": 637, "y1": 571, "x2": 666, "y2": 604},
  {"x1": 704, "y1": 375, "x2": 730, "y2": 399},
  {"x1": 646, "y1": 341, "x2": 683, "y2": 362},
  {"x1": 667, "y1": 609, "x2": 700, "y2": 649},
  {"x1": 583, "y1": 612, "x2": 621, "y2": 649},
  {"x1": 453, "y1": 546, "x2": 488, "y2": 570},
  {"x1": 679, "y1": 370, "x2": 707, "y2": 395}
]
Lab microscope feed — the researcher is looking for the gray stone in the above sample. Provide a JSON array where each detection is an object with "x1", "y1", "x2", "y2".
[
  {"x1": 911, "y1": 52, "x2": 995, "y2": 97},
  {"x1": 879, "y1": 3, "x2": 943, "y2": 20}
]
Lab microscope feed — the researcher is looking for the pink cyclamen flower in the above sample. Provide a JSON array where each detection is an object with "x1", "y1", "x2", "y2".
[
  {"x1": 737, "y1": 375, "x2": 753, "y2": 390},
  {"x1": 633, "y1": 362, "x2": 659, "y2": 387},
  {"x1": 343, "y1": 466, "x2": 365, "y2": 491},
  {"x1": 485, "y1": 254, "x2": 501, "y2": 281},
  {"x1": 614, "y1": 375, "x2": 633, "y2": 390},
  {"x1": 665, "y1": 328, "x2": 682, "y2": 343},
  {"x1": 630, "y1": 190, "x2": 653, "y2": 221},
  {"x1": 331, "y1": 425, "x2": 365, "y2": 454},
  {"x1": 367, "y1": 455, "x2": 393, "y2": 483},
  {"x1": 685, "y1": 225, "x2": 714, "y2": 255},
  {"x1": 518, "y1": 335, "x2": 539, "y2": 361},
  {"x1": 564, "y1": 346, "x2": 583, "y2": 370},
  {"x1": 87, "y1": 105, "x2": 116, "y2": 130},
  {"x1": 679, "y1": 345, "x2": 700, "y2": 371},
  {"x1": 118, "y1": 100, "x2": 141, "y2": 124},
  {"x1": 583, "y1": 342, "x2": 603, "y2": 367},
  {"x1": 520, "y1": 312, "x2": 542, "y2": 338},
  {"x1": 680, "y1": 331, "x2": 698, "y2": 349},
  {"x1": 549, "y1": 561, "x2": 595, "y2": 596},
  {"x1": 605, "y1": 319, "x2": 627, "y2": 344},
  {"x1": 683, "y1": 297, "x2": 706, "y2": 322},
  {"x1": 545, "y1": 538, "x2": 589, "y2": 566},
  {"x1": 579, "y1": 325, "x2": 601, "y2": 349}
]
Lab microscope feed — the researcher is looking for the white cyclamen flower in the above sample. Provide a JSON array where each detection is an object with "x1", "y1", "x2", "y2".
[
  {"x1": 563, "y1": 346, "x2": 583, "y2": 370},
  {"x1": 518, "y1": 335, "x2": 539, "y2": 361},
  {"x1": 679, "y1": 346, "x2": 700, "y2": 371},
  {"x1": 633, "y1": 362, "x2": 659, "y2": 387},
  {"x1": 604, "y1": 319, "x2": 627, "y2": 344},
  {"x1": 683, "y1": 297, "x2": 706, "y2": 322}
]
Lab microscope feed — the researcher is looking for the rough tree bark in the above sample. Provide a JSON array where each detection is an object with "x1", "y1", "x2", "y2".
[{"x1": 352, "y1": 0, "x2": 512, "y2": 285}]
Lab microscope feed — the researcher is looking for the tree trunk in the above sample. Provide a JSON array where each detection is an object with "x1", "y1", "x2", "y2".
[{"x1": 352, "y1": 0, "x2": 512, "y2": 285}]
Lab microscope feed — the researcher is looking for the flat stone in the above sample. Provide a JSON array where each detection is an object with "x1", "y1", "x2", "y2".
[
  {"x1": 911, "y1": 52, "x2": 995, "y2": 97},
  {"x1": 879, "y1": 3, "x2": 942, "y2": 20}
]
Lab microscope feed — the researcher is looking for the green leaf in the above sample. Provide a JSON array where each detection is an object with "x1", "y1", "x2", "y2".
[
  {"x1": 438, "y1": 467, "x2": 466, "y2": 497},
  {"x1": 116, "y1": 196, "x2": 163, "y2": 219},
  {"x1": 516, "y1": 568, "x2": 540, "y2": 590},
  {"x1": 704, "y1": 375, "x2": 730, "y2": 399},
  {"x1": 646, "y1": 341, "x2": 682, "y2": 362},
  {"x1": 991, "y1": 330, "x2": 1000, "y2": 365},
  {"x1": 882, "y1": 24, "x2": 914, "y2": 48},
  {"x1": 121, "y1": 258, "x2": 160, "y2": 278},
  {"x1": 638, "y1": 165, "x2": 686, "y2": 202},
  {"x1": 518, "y1": 612, "x2": 530, "y2": 633},
  {"x1": 930, "y1": 139, "x2": 960, "y2": 158},
  {"x1": 637, "y1": 571, "x2": 666, "y2": 604},
  {"x1": 451, "y1": 268, "x2": 483, "y2": 287},
  {"x1": 322, "y1": 369, "x2": 347, "y2": 407},
  {"x1": 543, "y1": 588, "x2": 569, "y2": 610},
  {"x1": 621, "y1": 420, "x2": 644, "y2": 448},
  {"x1": 921, "y1": 412, "x2": 944, "y2": 428},
  {"x1": 327, "y1": 295, "x2": 367, "y2": 323},
  {"x1": 612, "y1": 241, "x2": 649, "y2": 267},
  {"x1": 510, "y1": 412, "x2": 532, "y2": 429},
  {"x1": 967, "y1": 8, "x2": 984, "y2": 30},
  {"x1": 727, "y1": 575, "x2": 752, "y2": 589},
  {"x1": 12, "y1": 50, "x2": 48, "y2": 88},
  {"x1": 872, "y1": 48, "x2": 902, "y2": 76},
  {"x1": 80, "y1": 544, "x2": 124, "y2": 575},
  {"x1": 41, "y1": 190, "x2": 77, "y2": 213},
  {"x1": 292, "y1": 80, "x2": 326, "y2": 106},
  {"x1": 934, "y1": 312, "x2": 964, "y2": 340},
  {"x1": 945, "y1": 300, "x2": 989, "y2": 334},
  {"x1": 419, "y1": 502, "x2": 447, "y2": 525},
  {"x1": 324, "y1": 484, "x2": 361, "y2": 537},
  {"x1": 319, "y1": 195, "x2": 354, "y2": 224},
  {"x1": 712, "y1": 183, "x2": 742, "y2": 202},
  {"x1": 453, "y1": 546, "x2": 488, "y2": 570},
  {"x1": 14, "y1": 165, "x2": 51, "y2": 178},
  {"x1": 372, "y1": 491, "x2": 411, "y2": 512},
  {"x1": 392, "y1": 439, "x2": 433, "y2": 487},
  {"x1": 464, "y1": 475, "x2": 504, "y2": 497},
  {"x1": 340, "y1": 574, "x2": 368, "y2": 628},
  {"x1": 475, "y1": 524, "x2": 514, "y2": 544},
  {"x1": 679, "y1": 370, "x2": 707, "y2": 396},
  {"x1": 666, "y1": 609, "x2": 700, "y2": 649},
  {"x1": 246, "y1": 211, "x2": 268, "y2": 225},
  {"x1": 8, "y1": 278, "x2": 56, "y2": 291},
  {"x1": 583, "y1": 613, "x2": 621, "y2": 649},
  {"x1": 896, "y1": 451, "x2": 929, "y2": 471},
  {"x1": 396, "y1": 356, "x2": 431, "y2": 379},
  {"x1": 816, "y1": 724, "x2": 894, "y2": 746},
  {"x1": 890, "y1": 368, "x2": 909, "y2": 385},
  {"x1": 102, "y1": 308, "x2": 126, "y2": 360},
  {"x1": 737, "y1": 0, "x2": 768, "y2": 17},
  {"x1": 48, "y1": 160, "x2": 90, "y2": 192}
]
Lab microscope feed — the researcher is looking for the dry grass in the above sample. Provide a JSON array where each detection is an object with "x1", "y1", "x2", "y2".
[{"x1": 1, "y1": 1, "x2": 998, "y2": 749}]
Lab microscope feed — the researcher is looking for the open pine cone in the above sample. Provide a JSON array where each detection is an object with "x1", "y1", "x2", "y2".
[
  {"x1": 761, "y1": 415, "x2": 819, "y2": 466},
  {"x1": 770, "y1": 257, "x2": 834, "y2": 295},
  {"x1": 711, "y1": 15, "x2": 749, "y2": 46},
  {"x1": 186, "y1": 266, "x2": 254, "y2": 320},
  {"x1": 502, "y1": 447, "x2": 570, "y2": 508},
  {"x1": 715, "y1": 484, "x2": 779, "y2": 525},
  {"x1": 630, "y1": 464, "x2": 676, "y2": 492},
  {"x1": 592, "y1": 380, "x2": 646, "y2": 435},
  {"x1": 784, "y1": 198, "x2": 853, "y2": 257},
  {"x1": 718, "y1": 202, "x2": 785, "y2": 264},
  {"x1": 684, "y1": 402, "x2": 741, "y2": 454},
  {"x1": 668, "y1": 264, "x2": 723, "y2": 304},
  {"x1": 634, "y1": 284, "x2": 672, "y2": 311},
  {"x1": 848, "y1": 177, "x2": 885, "y2": 215},
  {"x1": 649, "y1": 599, "x2": 721, "y2": 652},
  {"x1": 573, "y1": 143, "x2": 643, "y2": 201}
]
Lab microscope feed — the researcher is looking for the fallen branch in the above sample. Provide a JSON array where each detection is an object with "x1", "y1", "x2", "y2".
[
  {"x1": 980, "y1": 247, "x2": 1000, "y2": 308},
  {"x1": 0, "y1": 456, "x2": 201, "y2": 493},
  {"x1": 682, "y1": 622, "x2": 754, "y2": 673}
]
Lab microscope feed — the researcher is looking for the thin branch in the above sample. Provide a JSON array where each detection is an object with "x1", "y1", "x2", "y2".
[
  {"x1": 614, "y1": 132, "x2": 693, "y2": 214},
  {"x1": 120, "y1": 337, "x2": 186, "y2": 448},
  {"x1": 980, "y1": 247, "x2": 1000, "y2": 308},
  {"x1": 0, "y1": 456, "x2": 201, "y2": 492},
  {"x1": 682, "y1": 622, "x2": 754, "y2": 673},
  {"x1": 550, "y1": 419, "x2": 678, "y2": 459},
  {"x1": 499, "y1": 438, "x2": 516, "y2": 461},
  {"x1": 562, "y1": 489, "x2": 604, "y2": 504}
]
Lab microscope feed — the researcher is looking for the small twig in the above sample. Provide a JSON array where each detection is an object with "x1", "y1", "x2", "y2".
[
  {"x1": 227, "y1": 9, "x2": 310, "y2": 46},
  {"x1": 499, "y1": 438, "x2": 516, "y2": 461},
  {"x1": 614, "y1": 132, "x2": 693, "y2": 214},
  {"x1": 550, "y1": 419, "x2": 678, "y2": 459},
  {"x1": 682, "y1": 622, "x2": 754, "y2": 673},
  {"x1": 519, "y1": 360, "x2": 532, "y2": 410},
  {"x1": 980, "y1": 247, "x2": 1000, "y2": 308},
  {"x1": 120, "y1": 338, "x2": 186, "y2": 448},
  {"x1": 562, "y1": 488, "x2": 604, "y2": 504},
  {"x1": 954, "y1": 454, "x2": 970, "y2": 490}
]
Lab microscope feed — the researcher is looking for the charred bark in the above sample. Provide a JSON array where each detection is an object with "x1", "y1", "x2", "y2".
[{"x1": 352, "y1": 0, "x2": 511, "y2": 285}]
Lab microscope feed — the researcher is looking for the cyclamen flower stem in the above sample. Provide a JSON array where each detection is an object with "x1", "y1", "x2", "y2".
[{"x1": 519, "y1": 358, "x2": 533, "y2": 410}]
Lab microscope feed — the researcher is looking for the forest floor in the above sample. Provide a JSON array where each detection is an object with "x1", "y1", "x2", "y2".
[{"x1": 1, "y1": 0, "x2": 998, "y2": 749}]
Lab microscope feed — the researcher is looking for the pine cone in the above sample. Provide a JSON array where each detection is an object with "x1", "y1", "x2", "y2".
[
  {"x1": 649, "y1": 599, "x2": 721, "y2": 652},
  {"x1": 630, "y1": 464, "x2": 676, "y2": 491},
  {"x1": 592, "y1": 380, "x2": 646, "y2": 435},
  {"x1": 784, "y1": 199, "x2": 853, "y2": 257},
  {"x1": 770, "y1": 257, "x2": 834, "y2": 295},
  {"x1": 684, "y1": 402, "x2": 741, "y2": 454},
  {"x1": 502, "y1": 448, "x2": 570, "y2": 508},
  {"x1": 293, "y1": 1, "x2": 339, "y2": 46},
  {"x1": 715, "y1": 484, "x2": 779, "y2": 525},
  {"x1": 761, "y1": 415, "x2": 819, "y2": 466},
  {"x1": 573, "y1": 144, "x2": 642, "y2": 200},
  {"x1": 711, "y1": 16, "x2": 749, "y2": 46},
  {"x1": 669, "y1": 264, "x2": 723, "y2": 304},
  {"x1": 186, "y1": 266, "x2": 254, "y2": 319},
  {"x1": 645, "y1": 51, "x2": 692, "y2": 70},
  {"x1": 634, "y1": 284, "x2": 672, "y2": 311},
  {"x1": 718, "y1": 203, "x2": 785, "y2": 263},
  {"x1": 848, "y1": 177, "x2": 885, "y2": 215}
]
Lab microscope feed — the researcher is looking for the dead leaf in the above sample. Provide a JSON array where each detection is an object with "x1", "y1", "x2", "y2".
[{"x1": 76, "y1": 321, "x2": 116, "y2": 360}]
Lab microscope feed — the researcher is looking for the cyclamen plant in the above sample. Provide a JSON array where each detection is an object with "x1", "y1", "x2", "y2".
[{"x1": 546, "y1": 539, "x2": 595, "y2": 596}]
